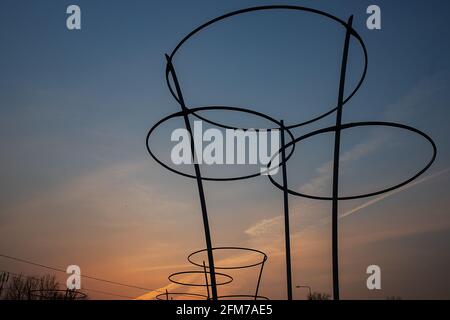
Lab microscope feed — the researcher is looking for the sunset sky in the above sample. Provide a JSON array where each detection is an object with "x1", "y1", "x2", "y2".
[{"x1": 1, "y1": 0, "x2": 450, "y2": 299}]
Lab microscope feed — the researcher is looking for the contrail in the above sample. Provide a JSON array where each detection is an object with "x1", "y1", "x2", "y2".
[
  {"x1": 340, "y1": 167, "x2": 450, "y2": 219},
  {"x1": 135, "y1": 273, "x2": 201, "y2": 300}
]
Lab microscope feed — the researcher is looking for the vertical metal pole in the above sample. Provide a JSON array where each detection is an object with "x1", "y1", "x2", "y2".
[
  {"x1": 331, "y1": 16, "x2": 353, "y2": 301},
  {"x1": 203, "y1": 261, "x2": 210, "y2": 300},
  {"x1": 254, "y1": 257, "x2": 266, "y2": 300},
  {"x1": 280, "y1": 121, "x2": 293, "y2": 300},
  {"x1": 165, "y1": 55, "x2": 218, "y2": 300}
]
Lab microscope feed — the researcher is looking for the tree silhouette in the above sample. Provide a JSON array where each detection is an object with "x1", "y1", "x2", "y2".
[
  {"x1": 0, "y1": 272, "x2": 87, "y2": 300},
  {"x1": 308, "y1": 292, "x2": 331, "y2": 300}
]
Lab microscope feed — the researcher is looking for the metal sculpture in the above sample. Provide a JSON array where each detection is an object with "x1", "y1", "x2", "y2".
[
  {"x1": 28, "y1": 289, "x2": 87, "y2": 300},
  {"x1": 146, "y1": 5, "x2": 436, "y2": 300},
  {"x1": 160, "y1": 247, "x2": 268, "y2": 300}
]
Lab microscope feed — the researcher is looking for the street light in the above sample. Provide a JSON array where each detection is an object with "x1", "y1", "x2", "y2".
[{"x1": 296, "y1": 285, "x2": 312, "y2": 299}]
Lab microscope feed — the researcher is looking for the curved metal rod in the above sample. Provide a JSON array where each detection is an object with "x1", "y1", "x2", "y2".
[
  {"x1": 217, "y1": 294, "x2": 270, "y2": 300},
  {"x1": 188, "y1": 246, "x2": 268, "y2": 269},
  {"x1": 146, "y1": 105, "x2": 296, "y2": 181},
  {"x1": 168, "y1": 270, "x2": 233, "y2": 287},
  {"x1": 28, "y1": 289, "x2": 87, "y2": 300},
  {"x1": 266, "y1": 121, "x2": 437, "y2": 200},
  {"x1": 186, "y1": 246, "x2": 268, "y2": 300},
  {"x1": 165, "y1": 5, "x2": 368, "y2": 130},
  {"x1": 155, "y1": 292, "x2": 208, "y2": 300}
]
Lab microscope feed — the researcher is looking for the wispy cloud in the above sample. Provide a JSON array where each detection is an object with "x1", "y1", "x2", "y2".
[
  {"x1": 245, "y1": 216, "x2": 283, "y2": 237},
  {"x1": 299, "y1": 135, "x2": 386, "y2": 195},
  {"x1": 340, "y1": 167, "x2": 450, "y2": 219},
  {"x1": 384, "y1": 71, "x2": 449, "y2": 120},
  {"x1": 245, "y1": 168, "x2": 449, "y2": 239},
  {"x1": 0, "y1": 160, "x2": 202, "y2": 298},
  {"x1": 244, "y1": 129, "x2": 388, "y2": 240},
  {"x1": 135, "y1": 273, "x2": 202, "y2": 300}
]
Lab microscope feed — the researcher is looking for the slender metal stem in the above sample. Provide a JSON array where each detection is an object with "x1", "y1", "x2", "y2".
[
  {"x1": 165, "y1": 55, "x2": 218, "y2": 300},
  {"x1": 331, "y1": 16, "x2": 353, "y2": 301},
  {"x1": 202, "y1": 261, "x2": 210, "y2": 300},
  {"x1": 280, "y1": 121, "x2": 293, "y2": 300},
  {"x1": 254, "y1": 257, "x2": 266, "y2": 300}
]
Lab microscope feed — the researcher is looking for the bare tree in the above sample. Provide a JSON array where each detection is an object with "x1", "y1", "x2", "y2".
[
  {"x1": 386, "y1": 296, "x2": 402, "y2": 300},
  {"x1": 0, "y1": 272, "x2": 10, "y2": 298},
  {"x1": 308, "y1": 292, "x2": 331, "y2": 300},
  {"x1": 0, "y1": 272, "x2": 87, "y2": 300}
]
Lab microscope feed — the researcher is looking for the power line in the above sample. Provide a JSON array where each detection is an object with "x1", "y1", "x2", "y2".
[
  {"x1": 0, "y1": 270, "x2": 135, "y2": 299},
  {"x1": 79, "y1": 287, "x2": 135, "y2": 300},
  {"x1": 0, "y1": 253, "x2": 162, "y2": 293}
]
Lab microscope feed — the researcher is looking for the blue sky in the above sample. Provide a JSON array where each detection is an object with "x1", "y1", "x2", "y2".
[{"x1": 1, "y1": 0, "x2": 450, "y2": 299}]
